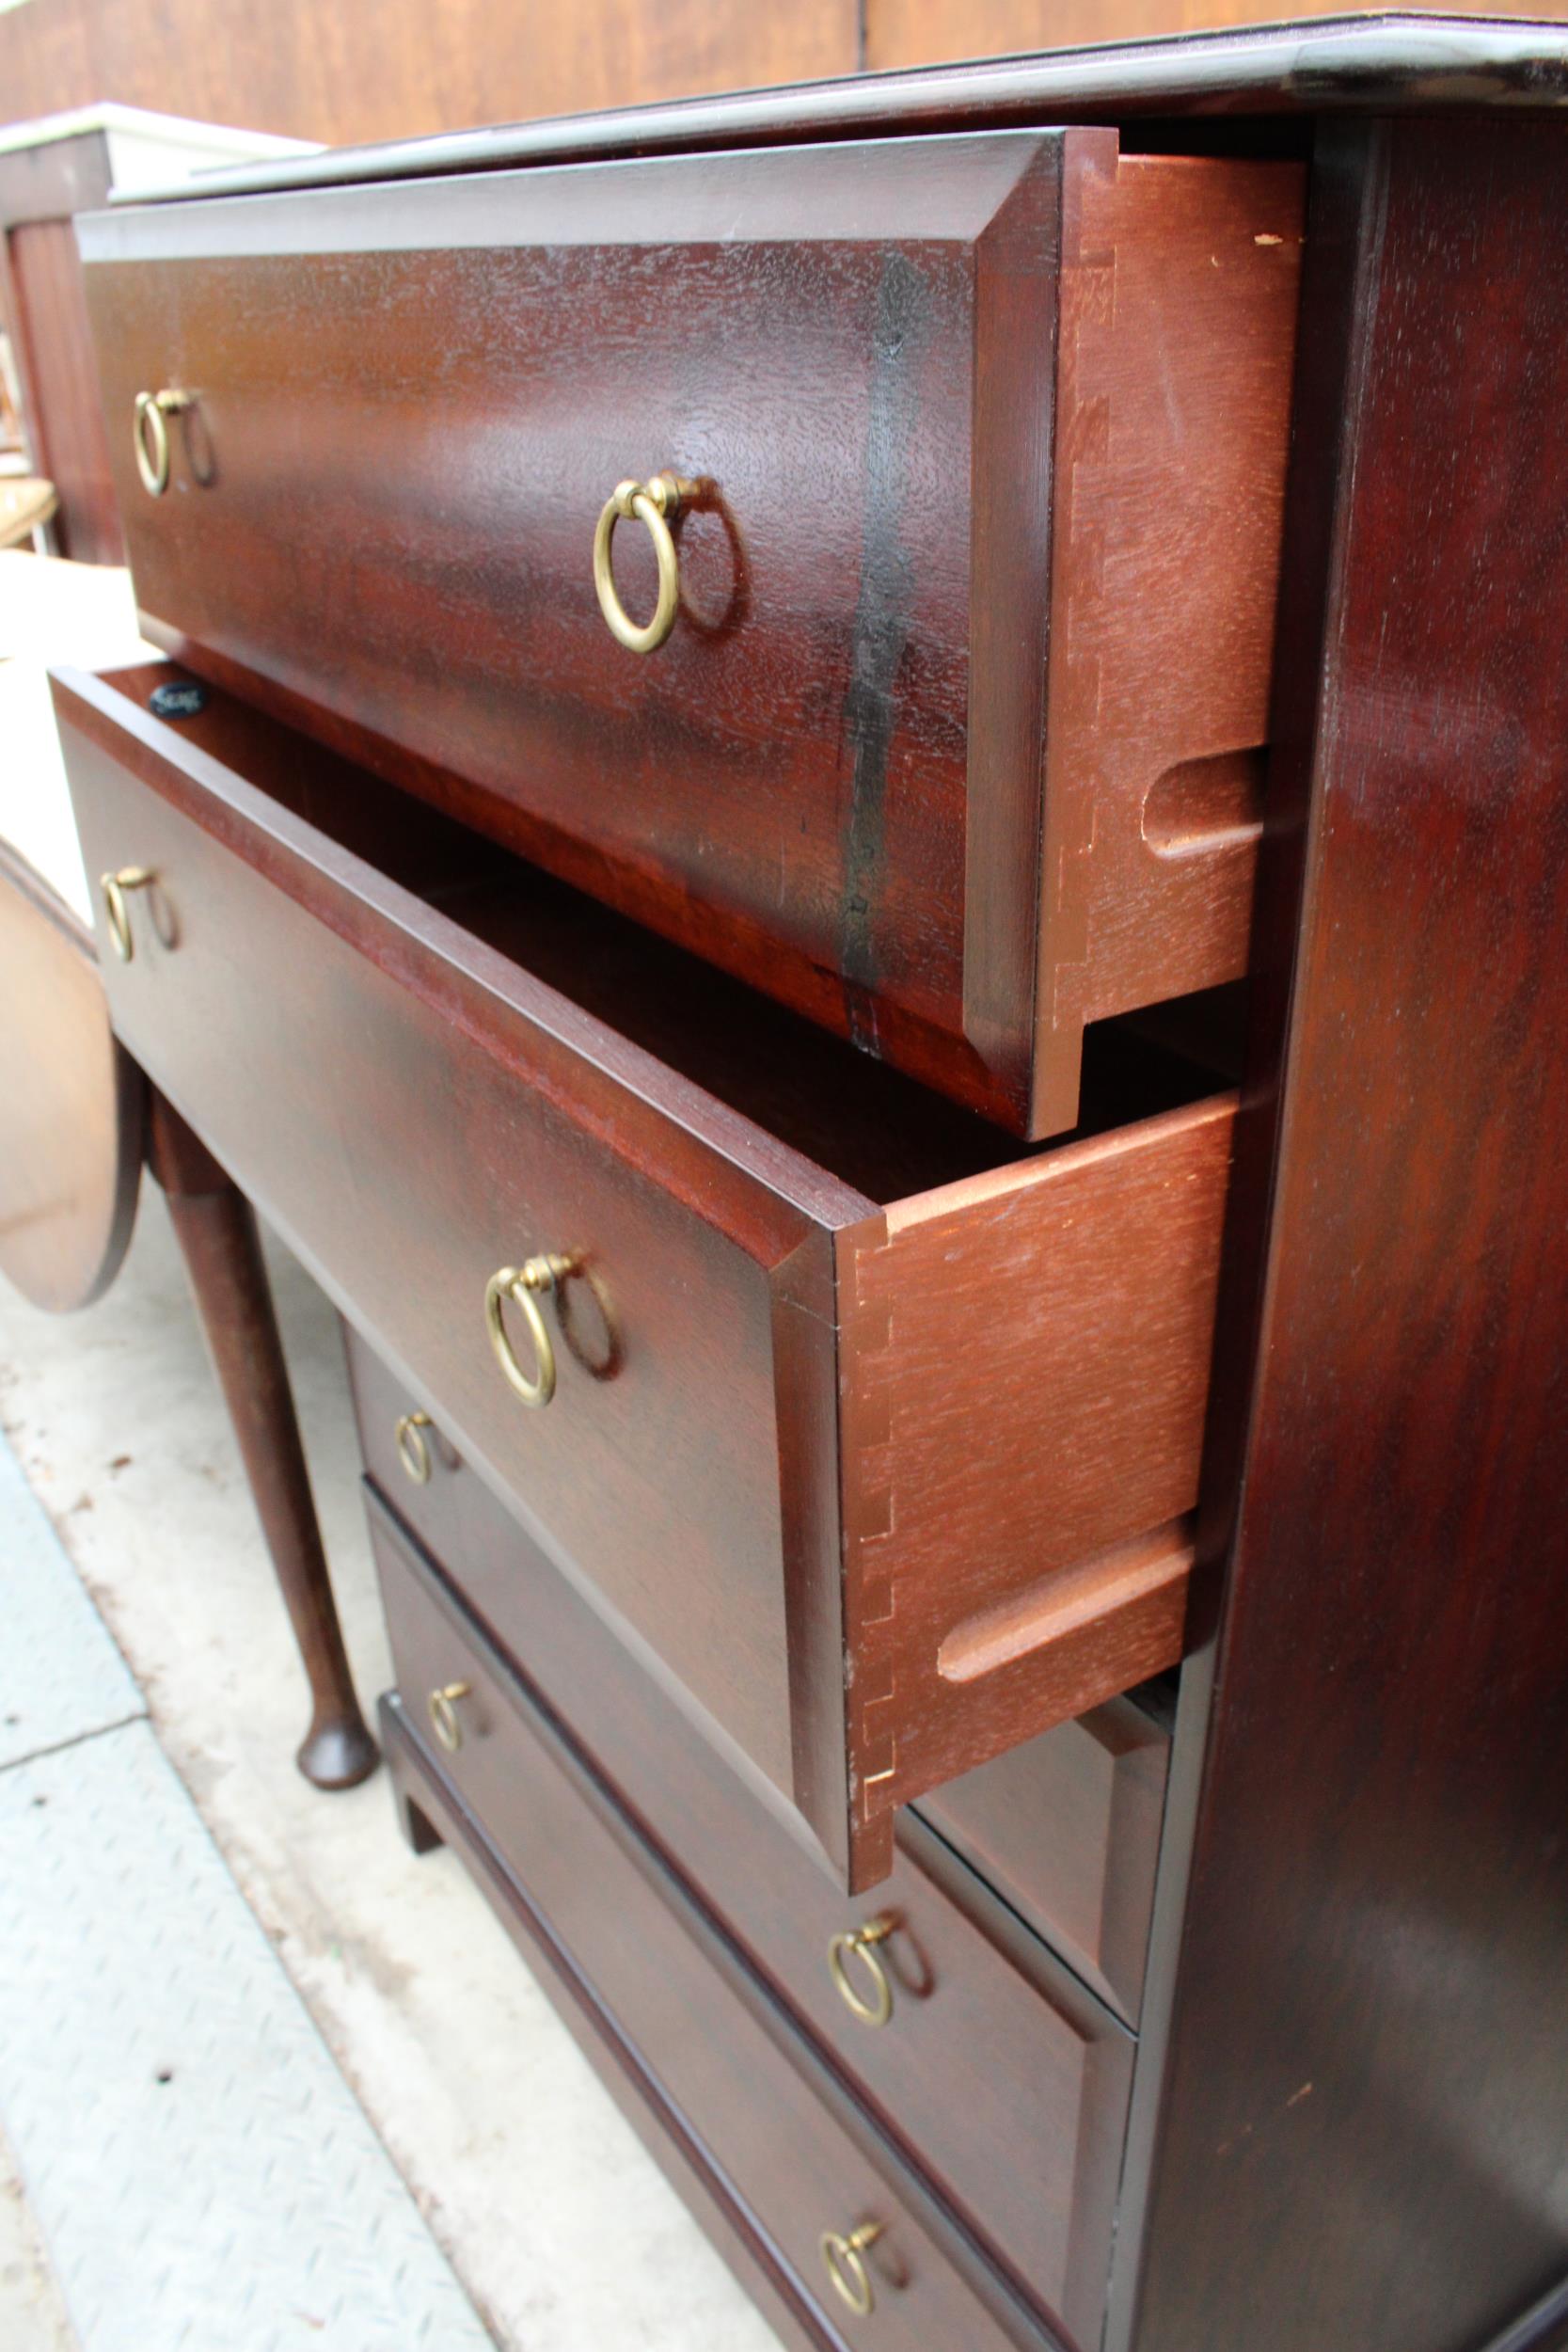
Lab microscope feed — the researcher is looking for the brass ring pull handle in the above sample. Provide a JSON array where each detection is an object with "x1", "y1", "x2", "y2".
[
  {"x1": 133, "y1": 389, "x2": 193, "y2": 497},
  {"x1": 592, "y1": 470, "x2": 700, "y2": 654},
  {"x1": 394, "y1": 1410, "x2": 435, "y2": 1486},
  {"x1": 828, "y1": 1916, "x2": 897, "y2": 2028},
  {"x1": 485, "y1": 1255, "x2": 575, "y2": 1409},
  {"x1": 100, "y1": 866, "x2": 154, "y2": 962},
  {"x1": 426, "y1": 1681, "x2": 471, "y2": 1755},
  {"x1": 819, "y1": 2222, "x2": 882, "y2": 2318}
]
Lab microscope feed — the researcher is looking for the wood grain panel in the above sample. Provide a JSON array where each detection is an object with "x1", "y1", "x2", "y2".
[
  {"x1": 3, "y1": 215, "x2": 122, "y2": 564},
  {"x1": 1028, "y1": 149, "x2": 1302, "y2": 1133},
  {"x1": 0, "y1": 139, "x2": 119, "y2": 565},
  {"x1": 840, "y1": 1094, "x2": 1231, "y2": 1873},
  {"x1": 0, "y1": 0, "x2": 858, "y2": 149}
]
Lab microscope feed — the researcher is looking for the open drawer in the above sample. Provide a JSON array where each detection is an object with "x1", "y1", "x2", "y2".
[
  {"x1": 56, "y1": 660, "x2": 1233, "y2": 1889},
  {"x1": 79, "y1": 130, "x2": 1302, "y2": 1136}
]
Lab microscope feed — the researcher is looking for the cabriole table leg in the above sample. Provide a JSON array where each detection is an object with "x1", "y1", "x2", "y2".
[{"x1": 146, "y1": 1090, "x2": 376, "y2": 1789}]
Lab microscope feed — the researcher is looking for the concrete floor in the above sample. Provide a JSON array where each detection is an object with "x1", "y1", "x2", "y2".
[{"x1": 0, "y1": 1189, "x2": 783, "y2": 2352}]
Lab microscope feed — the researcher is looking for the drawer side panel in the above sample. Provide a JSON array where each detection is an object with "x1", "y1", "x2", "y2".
[{"x1": 840, "y1": 1094, "x2": 1232, "y2": 1876}]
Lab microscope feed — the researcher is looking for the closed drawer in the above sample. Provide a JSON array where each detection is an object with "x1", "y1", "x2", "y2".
[
  {"x1": 356, "y1": 1452, "x2": 1134, "y2": 2330},
  {"x1": 79, "y1": 133, "x2": 1302, "y2": 1136},
  {"x1": 350, "y1": 1317, "x2": 1165, "y2": 2027},
  {"x1": 352, "y1": 1327, "x2": 1165, "y2": 2023},
  {"x1": 372, "y1": 1497, "x2": 1112, "y2": 2351},
  {"x1": 58, "y1": 660, "x2": 1232, "y2": 1891}
]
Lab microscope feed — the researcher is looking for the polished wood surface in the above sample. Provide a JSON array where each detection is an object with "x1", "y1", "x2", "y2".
[
  {"x1": 4, "y1": 218, "x2": 121, "y2": 564},
  {"x1": 381, "y1": 1687, "x2": 843, "y2": 2352},
  {"x1": 1108, "y1": 111, "x2": 1568, "y2": 2352},
  {"x1": 1027, "y1": 147, "x2": 1299, "y2": 1133},
  {"x1": 0, "y1": 839, "x2": 143, "y2": 1311},
  {"x1": 350, "y1": 1359, "x2": 1134, "y2": 2335},
  {"x1": 352, "y1": 1314, "x2": 1168, "y2": 2024},
  {"x1": 0, "y1": 136, "x2": 124, "y2": 565},
  {"x1": 920, "y1": 1692, "x2": 1170, "y2": 2023},
  {"x1": 145, "y1": 1091, "x2": 376, "y2": 1788},
  {"x1": 4, "y1": 5, "x2": 1568, "y2": 167},
  {"x1": 374, "y1": 1561, "x2": 1037, "y2": 2352},
  {"x1": 837, "y1": 1099, "x2": 1227, "y2": 1877},
  {"x1": 80, "y1": 135, "x2": 1299, "y2": 1132},
  {"x1": 88, "y1": 20, "x2": 1568, "y2": 205},
  {"x1": 55, "y1": 659, "x2": 1229, "y2": 1887}
]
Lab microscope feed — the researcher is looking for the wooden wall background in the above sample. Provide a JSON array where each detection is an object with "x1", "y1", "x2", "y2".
[{"x1": 2, "y1": 0, "x2": 1564, "y2": 150}]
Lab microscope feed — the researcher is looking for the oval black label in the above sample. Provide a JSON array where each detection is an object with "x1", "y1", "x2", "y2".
[{"x1": 150, "y1": 680, "x2": 209, "y2": 720}]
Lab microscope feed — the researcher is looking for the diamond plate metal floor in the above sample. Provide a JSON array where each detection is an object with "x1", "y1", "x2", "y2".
[
  {"x1": 0, "y1": 1434, "x2": 496, "y2": 2352},
  {"x1": 0, "y1": 1438, "x2": 144, "y2": 1768}
]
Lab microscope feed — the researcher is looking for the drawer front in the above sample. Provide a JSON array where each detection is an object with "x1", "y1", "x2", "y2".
[
  {"x1": 80, "y1": 135, "x2": 1302, "y2": 1135},
  {"x1": 356, "y1": 1439, "x2": 1134, "y2": 2330},
  {"x1": 372, "y1": 1497, "x2": 1114, "y2": 2350},
  {"x1": 59, "y1": 662, "x2": 1230, "y2": 1889},
  {"x1": 351, "y1": 1316, "x2": 1164, "y2": 2022}
]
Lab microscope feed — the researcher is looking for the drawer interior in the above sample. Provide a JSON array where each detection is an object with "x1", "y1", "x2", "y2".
[
  {"x1": 99, "y1": 660, "x2": 1235, "y2": 1200},
  {"x1": 915, "y1": 1687, "x2": 1173, "y2": 2023}
]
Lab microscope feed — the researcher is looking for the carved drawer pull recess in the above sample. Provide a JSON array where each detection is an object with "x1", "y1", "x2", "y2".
[
  {"x1": 937, "y1": 1518, "x2": 1196, "y2": 1685},
  {"x1": 820, "y1": 2221, "x2": 882, "y2": 2318},
  {"x1": 133, "y1": 389, "x2": 193, "y2": 497},
  {"x1": 426, "y1": 1681, "x2": 471, "y2": 1754},
  {"x1": 394, "y1": 1410, "x2": 435, "y2": 1485},
  {"x1": 592, "y1": 470, "x2": 700, "y2": 653},
  {"x1": 100, "y1": 866, "x2": 154, "y2": 962},
  {"x1": 485, "y1": 1255, "x2": 574, "y2": 1408},
  {"x1": 828, "y1": 1917, "x2": 897, "y2": 2027}
]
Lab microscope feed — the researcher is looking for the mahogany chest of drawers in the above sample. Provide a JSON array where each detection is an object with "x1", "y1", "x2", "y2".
[{"x1": 51, "y1": 23, "x2": 1568, "y2": 2352}]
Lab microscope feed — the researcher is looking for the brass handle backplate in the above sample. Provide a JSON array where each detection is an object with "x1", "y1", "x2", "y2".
[
  {"x1": 100, "y1": 866, "x2": 153, "y2": 962},
  {"x1": 394, "y1": 1410, "x2": 435, "y2": 1486},
  {"x1": 134, "y1": 389, "x2": 193, "y2": 497},
  {"x1": 828, "y1": 1916, "x2": 897, "y2": 2028},
  {"x1": 592, "y1": 471, "x2": 699, "y2": 654},
  {"x1": 819, "y1": 2222, "x2": 882, "y2": 2318},
  {"x1": 485, "y1": 1255, "x2": 574, "y2": 1409},
  {"x1": 426, "y1": 1681, "x2": 470, "y2": 1754}
]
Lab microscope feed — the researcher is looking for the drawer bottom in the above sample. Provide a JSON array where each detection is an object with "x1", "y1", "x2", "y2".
[{"x1": 380, "y1": 1663, "x2": 1058, "y2": 2352}]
